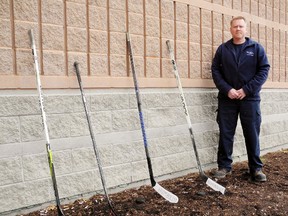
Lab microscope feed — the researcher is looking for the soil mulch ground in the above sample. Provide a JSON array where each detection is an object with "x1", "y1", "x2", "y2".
[{"x1": 20, "y1": 149, "x2": 288, "y2": 216}]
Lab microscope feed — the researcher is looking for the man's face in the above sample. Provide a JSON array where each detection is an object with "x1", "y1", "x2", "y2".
[{"x1": 230, "y1": 19, "x2": 247, "y2": 41}]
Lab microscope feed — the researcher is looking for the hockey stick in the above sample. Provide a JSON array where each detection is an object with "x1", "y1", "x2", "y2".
[
  {"x1": 73, "y1": 62, "x2": 118, "y2": 216},
  {"x1": 126, "y1": 32, "x2": 178, "y2": 203},
  {"x1": 28, "y1": 29, "x2": 65, "y2": 215},
  {"x1": 166, "y1": 40, "x2": 225, "y2": 194}
]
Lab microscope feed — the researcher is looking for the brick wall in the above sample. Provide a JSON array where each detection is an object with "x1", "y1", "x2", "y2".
[{"x1": 1, "y1": 0, "x2": 288, "y2": 214}]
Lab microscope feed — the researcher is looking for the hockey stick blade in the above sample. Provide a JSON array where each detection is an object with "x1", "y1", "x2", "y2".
[
  {"x1": 153, "y1": 183, "x2": 179, "y2": 203},
  {"x1": 205, "y1": 177, "x2": 225, "y2": 194}
]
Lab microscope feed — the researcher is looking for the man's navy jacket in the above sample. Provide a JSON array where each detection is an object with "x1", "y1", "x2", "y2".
[{"x1": 211, "y1": 37, "x2": 270, "y2": 101}]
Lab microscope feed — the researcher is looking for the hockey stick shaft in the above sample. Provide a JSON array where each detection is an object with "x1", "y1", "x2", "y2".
[
  {"x1": 166, "y1": 40, "x2": 225, "y2": 194},
  {"x1": 127, "y1": 32, "x2": 178, "y2": 203},
  {"x1": 73, "y1": 62, "x2": 117, "y2": 216},
  {"x1": 28, "y1": 29, "x2": 65, "y2": 215}
]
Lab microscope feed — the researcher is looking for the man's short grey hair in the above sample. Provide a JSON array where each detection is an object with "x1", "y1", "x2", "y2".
[{"x1": 230, "y1": 16, "x2": 247, "y2": 26}]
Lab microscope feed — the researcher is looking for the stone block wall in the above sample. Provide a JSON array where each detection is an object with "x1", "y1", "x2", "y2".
[{"x1": 1, "y1": 89, "x2": 288, "y2": 214}]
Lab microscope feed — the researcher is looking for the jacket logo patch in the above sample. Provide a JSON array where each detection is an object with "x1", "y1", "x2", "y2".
[{"x1": 246, "y1": 51, "x2": 254, "y2": 56}]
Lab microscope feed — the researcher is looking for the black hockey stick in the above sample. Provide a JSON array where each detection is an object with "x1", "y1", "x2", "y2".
[
  {"x1": 126, "y1": 32, "x2": 178, "y2": 203},
  {"x1": 166, "y1": 40, "x2": 225, "y2": 194},
  {"x1": 73, "y1": 62, "x2": 118, "y2": 216},
  {"x1": 28, "y1": 29, "x2": 65, "y2": 215}
]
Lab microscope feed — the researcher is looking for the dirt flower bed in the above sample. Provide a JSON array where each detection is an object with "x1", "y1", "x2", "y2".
[{"x1": 21, "y1": 149, "x2": 288, "y2": 216}]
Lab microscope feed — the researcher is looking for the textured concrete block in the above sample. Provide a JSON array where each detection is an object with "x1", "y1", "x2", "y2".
[
  {"x1": 90, "y1": 94, "x2": 129, "y2": 111},
  {"x1": 89, "y1": 6, "x2": 107, "y2": 30},
  {"x1": 72, "y1": 147, "x2": 97, "y2": 172},
  {"x1": 112, "y1": 109, "x2": 140, "y2": 132},
  {"x1": 44, "y1": 95, "x2": 83, "y2": 114},
  {"x1": 42, "y1": 51, "x2": 65, "y2": 76},
  {"x1": 0, "y1": 20, "x2": 11, "y2": 47},
  {"x1": 42, "y1": 25, "x2": 64, "y2": 50},
  {"x1": 189, "y1": 6, "x2": 200, "y2": 26},
  {"x1": 20, "y1": 115, "x2": 44, "y2": 142},
  {"x1": 190, "y1": 61, "x2": 201, "y2": 79},
  {"x1": 46, "y1": 114, "x2": 71, "y2": 139},
  {"x1": 104, "y1": 163, "x2": 133, "y2": 187},
  {"x1": 67, "y1": 52, "x2": 87, "y2": 76},
  {"x1": 67, "y1": 2, "x2": 86, "y2": 28},
  {"x1": 198, "y1": 147, "x2": 217, "y2": 164},
  {"x1": 189, "y1": 25, "x2": 200, "y2": 43},
  {"x1": 131, "y1": 160, "x2": 148, "y2": 182},
  {"x1": 109, "y1": 0, "x2": 126, "y2": 10},
  {"x1": 90, "y1": 30, "x2": 108, "y2": 54},
  {"x1": 0, "y1": 157, "x2": 22, "y2": 186},
  {"x1": 0, "y1": 117, "x2": 20, "y2": 144},
  {"x1": 67, "y1": 27, "x2": 87, "y2": 52},
  {"x1": 161, "y1": 58, "x2": 174, "y2": 78},
  {"x1": 202, "y1": 45, "x2": 212, "y2": 62},
  {"x1": 69, "y1": 113, "x2": 90, "y2": 137},
  {"x1": 89, "y1": 0, "x2": 107, "y2": 7},
  {"x1": 14, "y1": 0, "x2": 38, "y2": 22},
  {"x1": 129, "y1": 13, "x2": 144, "y2": 35},
  {"x1": 15, "y1": 21, "x2": 38, "y2": 49},
  {"x1": 22, "y1": 154, "x2": 49, "y2": 181},
  {"x1": 42, "y1": 0, "x2": 64, "y2": 25},
  {"x1": 130, "y1": 34, "x2": 144, "y2": 56},
  {"x1": 109, "y1": 9, "x2": 126, "y2": 32},
  {"x1": 0, "y1": 179, "x2": 52, "y2": 213},
  {"x1": 202, "y1": 27, "x2": 212, "y2": 45},
  {"x1": 90, "y1": 54, "x2": 108, "y2": 76},
  {"x1": 190, "y1": 43, "x2": 201, "y2": 61},
  {"x1": 0, "y1": 48, "x2": 13, "y2": 75},
  {"x1": 110, "y1": 32, "x2": 126, "y2": 55},
  {"x1": 242, "y1": 0, "x2": 250, "y2": 13},
  {"x1": 16, "y1": 49, "x2": 35, "y2": 76},
  {"x1": 90, "y1": 111, "x2": 112, "y2": 134},
  {"x1": 177, "y1": 60, "x2": 188, "y2": 78}
]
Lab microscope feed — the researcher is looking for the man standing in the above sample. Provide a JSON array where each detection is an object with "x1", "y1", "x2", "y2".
[{"x1": 211, "y1": 16, "x2": 270, "y2": 182}]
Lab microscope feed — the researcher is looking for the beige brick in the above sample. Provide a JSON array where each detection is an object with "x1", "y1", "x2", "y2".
[
  {"x1": 110, "y1": 55, "x2": 126, "y2": 77},
  {"x1": 202, "y1": 62, "x2": 212, "y2": 79},
  {"x1": 251, "y1": 0, "x2": 258, "y2": 16},
  {"x1": 242, "y1": 0, "x2": 250, "y2": 13},
  {"x1": 161, "y1": 38, "x2": 173, "y2": 59},
  {"x1": 190, "y1": 61, "x2": 201, "y2": 79},
  {"x1": 202, "y1": 9, "x2": 212, "y2": 29},
  {"x1": 213, "y1": 29, "x2": 222, "y2": 46},
  {"x1": 109, "y1": 9, "x2": 126, "y2": 32},
  {"x1": 177, "y1": 60, "x2": 188, "y2": 78},
  {"x1": 232, "y1": 0, "x2": 241, "y2": 10},
  {"x1": 189, "y1": 6, "x2": 200, "y2": 26},
  {"x1": 42, "y1": 0, "x2": 64, "y2": 25},
  {"x1": 0, "y1": 0, "x2": 10, "y2": 19},
  {"x1": 176, "y1": 22, "x2": 187, "y2": 41},
  {"x1": 0, "y1": 49, "x2": 13, "y2": 75},
  {"x1": 161, "y1": 19, "x2": 174, "y2": 39},
  {"x1": 42, "y1": 51, "x2": 65, "y2": 76},
  {"x1": 176, "y1": 41, "x2": 188, "y2": 60},
  {"x1": 109, "y1": 0, "x2": 126, "y2": 10},
  {"x1": 145, "y1": 0, "x2": 159, "y2": 17},
  {"x1": 88, "y1": 0, "x2": 107, "y2": 7},
  {"x1": 162, "y1": 58, "x2": 174, "y2": 78},
  {"x1": 90, "y1": 30, "x2": 108, "y2": 54},
  {"x1": 146, "y1": 37, "x2": 160, "y2": 57},
  {"x1": 146, "y1": 16, "x2": 160, "y2": 37},
  {"x1": 68, "y1": 53, "x2": 87, "y2": 76},
  {"x1": 90, "y1": 54, "x2": 108, "y2": 76},
  {"x1": 223, "y1": 0, "x2": 232, "y2": 8},
  {"x1": 128, "y1": 0, "x2": 143, "y2": 13},
  {"x1": 146, "y1": 57, "x2": 160, "y2": 78},
  {"x1": 202, "y1": 45, "x2": 212, "y2": 62},
  {"x1": 67, "y1": 2, "x2": 86, "y2": 28},
  {"x1": 42, "y1": 25, "x2": 64, "y2": 51},
  {"x1": 202, "y1": 28, "x2": 212, "y2": 44},
  {"x1": 161, "y1": 0, "x2": 174, "y2": 20},
  {"x1": 89, "y1": 6, "x2": 107, "y2": 30},
  {"x1": 250, "y1": 23, "x2": 258, "y2": 41},
  {"x1": 266, "y1": 6, "x2": 272, "y2": 21},
  {"x1": 190, "y1": 43, "x2": 200, "y2": 61},
  {"x1": 129, "y1": 13, "x2": 144, "y2": 35},
  {"x1": 280, "y1": 10, "x2": 285, "y2": 25},
  {"x1": 223, "y1": 15, "x2": 232, "y2": 31},
  {"x1": 128, "y1": 56, "x2": 144, "y2": 77},
  {"x1": 0, "y1": 20, "x2": 11, "y2": 47},
  {"x1": 67, "y1": 27, "x2": 87, "y2": 52},
  {"x1": 130, "y1": 34, "x2": 144, "y2": 56},
  {"x1": 110, "y1": 32, "x2": 126, "y2": 55},
  {"x1": 14, "y1": 0, "x2": 38, "y2": 22},
  {"x1": 273, "y1": 8, "x2": 279, "y2": 23},
  {"x1": 176, "y1": 2, "x2": 187, "y2": 22},
  {"x1": 15, "y1": 21, "x2": 38, "y2": 49},
  {"x1": 212, "y1": 12, "x2": 222, "y2": 29},
  {"x1": 189, "y1": 25, "x2": 200, "y2": 43},
  {"x1": 16, "y1": 50, "x2": 36, "y2": 76}
]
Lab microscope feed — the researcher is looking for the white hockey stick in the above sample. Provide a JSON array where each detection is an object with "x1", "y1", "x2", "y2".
[{"x1": 166, "y1": 40, "x2": 225, "y2": 195}]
